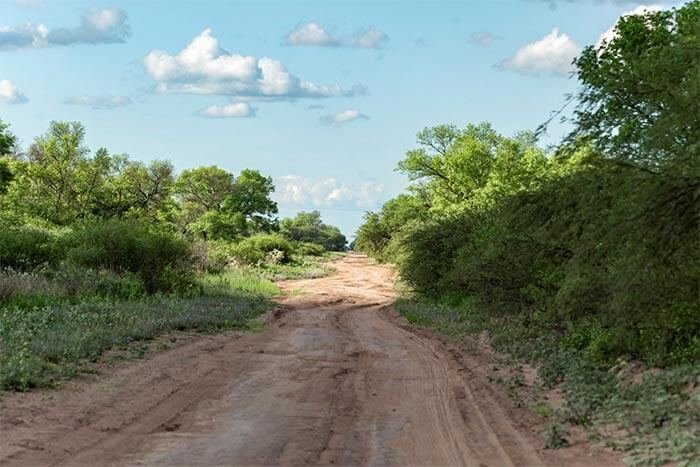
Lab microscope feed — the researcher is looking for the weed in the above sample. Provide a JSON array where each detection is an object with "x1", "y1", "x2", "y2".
[
  {"x1": 543, "y1": 421, "x2": 570, "y2": 449},
  {"x1": 395, "y1": 298, "x2": 700, "y2": 465}
]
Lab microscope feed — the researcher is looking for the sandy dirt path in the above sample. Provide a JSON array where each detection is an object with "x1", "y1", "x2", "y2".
[{"x1": 0, "y1": 254, "x2": 619, "y2": 466}]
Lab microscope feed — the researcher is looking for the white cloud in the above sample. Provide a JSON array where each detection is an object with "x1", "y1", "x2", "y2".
[
  {"x1": 0, "y1": 8, "x2": 130, "y2": 51},
  {"x1": 285, "y1": 22, "x2": 389, "y2": 49},
  {"x1": 285, "y1": 21, "x2": 338, "y2": 47},
  {"x1": 64, "y1": 95, "x2": 131, "y2": 109},
  {"x1": 144, "y1": 29, "x2": 361, "y2": 99},
  {"x1": 350, "y1": 27, "x2": 389, "y2": 49},
  {"x1": 469, "y1": 31, "x2": 500, "y2": 46},
  {"x1": 498, "y1": 27, "x2": 580, "y2": 76},
  {"x1": 0, "y1": 79, "x2": 28, "y2": 104},
  {"x1": 276, "y1": 175, "x2": 384, "y2": 209},
  {"x1": 596, "y1": 4, "x2": 663, "y2": 49},
  {"x1": 198, "y1": 101, "x2": 256, "y2": 118},
  {"x1": 320, "y1": 109, "x2": 369, "y2": 126}
]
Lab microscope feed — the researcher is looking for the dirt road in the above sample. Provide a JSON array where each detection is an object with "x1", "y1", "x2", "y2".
[{"x1": 0, "y1": 254, "x2": 618, "y2": 466}]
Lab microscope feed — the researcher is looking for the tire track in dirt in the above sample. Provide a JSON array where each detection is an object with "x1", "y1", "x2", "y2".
[{"x1": 0, "y1": 254, "x2": 620, "y2": 466}]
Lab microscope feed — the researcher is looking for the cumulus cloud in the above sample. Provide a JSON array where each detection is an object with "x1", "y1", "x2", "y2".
[
  {"x1": 0, "y1": 79, "x2": 28, "y2": 104},
  {"x1": 320, "y1": 109, "x2": 369, "y2": 126},
  {"x1": 469, "y1": 31, "x2": 500, "y2": 46},
  {"x1": 276, "y1": 175, "x2": 384, "y2": 209},
  {"x1": 64, "y1": 95, "x2": 131, "y2": 109},
  {"x1": 597, "y1": 4, "x2": 663, "y2": 49},
  {"x1": 144, "y1": 29, "x2": 362, "y2": 99},
  {"x1": 198, "y1": 101, "x2": 256, "y2": 118},
  {"x1": 285, "y1": 22, "x2": 389, "y2": 49},
  {"x1": 0, "y1": 8, "x2": 130, "y2": 51},
  {"x1": 498, "y1": 28, "x2": 580, "y2": 76},
  {"x1": 285, "y1": 21, "x2": 338, "y2": 47}
]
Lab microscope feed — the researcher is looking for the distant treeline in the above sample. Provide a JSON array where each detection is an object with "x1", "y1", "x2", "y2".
[{"x1": 0, "y1": 119, "x2": 346, "y2": 294}]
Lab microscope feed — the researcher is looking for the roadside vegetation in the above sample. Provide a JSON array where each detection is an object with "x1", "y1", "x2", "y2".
[
  {"x1": 0, "y1": 121, "x2": 346, "y2": 391},
  {"x1": 355, "y1": 3, "x2": 699, "y2": 465}
]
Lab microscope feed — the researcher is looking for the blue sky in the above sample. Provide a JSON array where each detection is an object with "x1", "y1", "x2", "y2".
[{"x1": 0, "y1": 0, "x2": 678, "y2": 237}]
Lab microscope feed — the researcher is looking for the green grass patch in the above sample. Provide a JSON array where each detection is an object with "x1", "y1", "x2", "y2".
[
  {"x1": 257, "y1": 253, "x2": 339, "y2": 281},
  {"x1": 0, "y1": 269, "x2": 279, "y2": 392}
]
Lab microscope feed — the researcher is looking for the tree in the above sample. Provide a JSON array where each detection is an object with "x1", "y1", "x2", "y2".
[
  {"x1": 174, "y1": 166, "x2": 235, "y2": 212},
  {"x1": 224, "y1": 169, "x2": 278, "y2": 233},
  {"x1": 174, "y1": 166, "x2": 278, "y2": 240},
  {"x1": 0, "y1": 120, "x2": 16, "y2": 195},
  {"x1": 397, "y1": 123, "x2": 501, "y2": 209},
  {"x1": 96, "y1": 158, "x2": 175, "y2": 219},
  {"x1": 571, "y1": 1, "x2": 700, "y2": 175},
  {"x1": 280, "y1": 211, "x2": 347, "y2": 251},
  {"x1": 0, "y1": 119, "x2": 17, "y2": 156},
  {"x1": 397, "y1": 123, "x2": 549, "y2": 213},
  {"x1": 0, "y1": 158, "x2": 12, "y2": 195},
  {"x1": 9, "y1": 121, "x2": 113, "y2": 224}
]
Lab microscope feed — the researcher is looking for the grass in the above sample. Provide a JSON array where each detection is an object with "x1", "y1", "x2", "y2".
[
  {"x1": 396, "y1": 296, "x2": 700, "y2": 466},
  {"x1": 0, "y1": 253, "x2": 341, "y2": 393},
  {"x1": 256, "y1": 253, "x2": 340, "y2": 281},
  {"x1": 0, "y1": 268, "x2": 279, "y2": 391}
]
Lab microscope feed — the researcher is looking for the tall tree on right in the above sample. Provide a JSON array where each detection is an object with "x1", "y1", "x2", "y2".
[{"x1": 571, "y1": 1, "x2": 699, "y2": 176}]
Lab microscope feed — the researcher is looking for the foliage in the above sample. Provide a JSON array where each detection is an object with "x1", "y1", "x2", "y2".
[
  {"x1": 0, "y1": 119, "x2": 17, "y2": 156},
  {"x1": 0, "y1": 225, "x2": 66, "y2": 270},
  {"x1": 396, "y1": 297, "x2": 700, "y2": 465},
  {"x1": 228, "y1": 233, "x2": 294, "y2": 266},
  {"x1": 571, "y1": 1, "x2": 700, "y2": 175},
  {"x1": 355, "y1": 5, "x2": 699, "y2": 463},
  {"x1": 174, "y1": 166, "x2": 278, "y2": 240},
  {"x1": 0, "y1": 273, "x2": 277, "y2": 391},
  {"x1": 65, "y1": 219, "x2": 194, "y2": 294},
  {"x1": 280, "y1": 210, "x2": 347, "y2": 251},
  {"x1": 224, "y1": 169, "x2": 278, "y2": 232}
]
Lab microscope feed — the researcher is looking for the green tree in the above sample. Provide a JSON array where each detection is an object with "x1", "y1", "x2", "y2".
[
  {"x1": 280, "y1": 211, "x2": 346, "y2": 251},
  {"x1": 0, "y1": 158, "x2": 12, "y2": 196},
  {"x1": 0, "y1": 119, "x2": 17, "y2": 156},
  {"x1": 224, "y1": 169, "x2": 278, "y2": 233},
  {"x1": 174, "y1": 166, "x2": 278, "y2": 240},
  {"x1": 354, "y1": 194, "x2": 429, "y2": 260},
  {"x1": 0, "y1": 121, "x2": 17, "y2": 198},
  {"x1": 174, "y1": 165, "x2": 235, "y2": 212},
  {"x1": 174, "y1": 166, "x2": 235, "y2": 238},
  {"x1": 571, "y1": 1, "x2": 700, "y2": 175},
  {"x1": 8, "y1": 121, "x2": 113, "y2": 224}
]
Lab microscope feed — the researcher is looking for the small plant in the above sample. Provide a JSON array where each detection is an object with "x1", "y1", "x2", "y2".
[{"x1": 543, "y1": 422, "x2": 569, "y2": 449}]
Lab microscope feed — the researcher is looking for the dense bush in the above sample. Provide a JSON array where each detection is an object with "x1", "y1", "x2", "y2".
[
  {"x1": 0, "y1": 226, "x2": 66, "y2": 271},
  {"x1": 228, "y1": 233, "x2": 294, "y2": 266},
  {"x1": 66, "y1": 219, "x2": 194, "y2": 293},
  {"x1": 280, "y1": 211, "x2": 347, "y2": 251},
  {"x1": 296, "y1": 242, "x2": 326, "y2": 257},
  {"x1": 356, "y1": 3, "x2": 700, "y2": 369},
  {"x1": 368, "y1": 150, "x2": 699, "y2": 366}
]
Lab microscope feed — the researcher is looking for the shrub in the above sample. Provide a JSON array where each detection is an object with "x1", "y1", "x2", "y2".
[
  {"x1": 0, "y1": 226, "x2": 65, "y2": 270},
  {"x1": 296, "y1": 242, "x2": 326, "y2": 257},
  {"x1": 229, "y1": 233, "x2": 294, "y2": 266},
  {"x1": 66, "y1": 219, "x2": 194, "y2": 293}
]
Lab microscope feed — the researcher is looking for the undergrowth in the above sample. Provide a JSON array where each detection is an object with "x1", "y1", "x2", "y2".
[
  {"x1": 0, "y1": 268, "x2": 279, "y2": 391},
  {"x1": 397, "y1": 296, "x2": 700, "y2": 466}
]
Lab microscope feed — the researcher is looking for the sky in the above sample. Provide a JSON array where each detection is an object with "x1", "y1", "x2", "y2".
[{"x1": 0, "y1": 0, "x2": 679, "y2": 237}]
